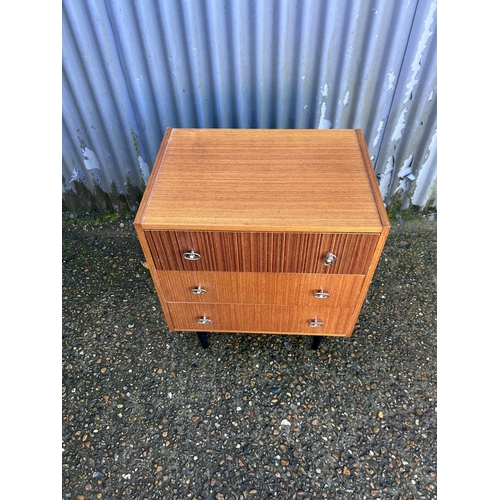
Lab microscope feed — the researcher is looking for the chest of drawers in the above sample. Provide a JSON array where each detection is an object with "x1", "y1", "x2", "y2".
[{"x1": 134, "y1": 128, "x2": 390, "y2": 348}]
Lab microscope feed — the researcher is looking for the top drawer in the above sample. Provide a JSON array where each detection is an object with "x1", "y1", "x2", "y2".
[{"x1": 144, "y1": 230, "x2": 379, "y2": 274}]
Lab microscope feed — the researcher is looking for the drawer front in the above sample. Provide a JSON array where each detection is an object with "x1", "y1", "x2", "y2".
[
  {"x1": 157, "y1": 271, "x2": 365, "y2": 307},
  {"x1": 167, "y1": 303, "x2": 356, "y2": 336},
  {"x1": 145, "y1": 230, "x2": 378, "y2": 274}
]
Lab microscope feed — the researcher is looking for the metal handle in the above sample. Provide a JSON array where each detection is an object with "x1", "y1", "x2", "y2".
[
  {"x1": 190, "y1": 286, "x2": 207, "y2": 295},
  {"x1": 308, "y1": 319, "x2": 324, "y2": 328},
  {"x1": 197, "y1": 315, "x2": 212, "y2": 325},
  {"x1": 313, "y1": 289, "x2": 330, "y2": 299},
  {"x1": 323, "y1": 252, "x2": 337, "y2": 266},
  {"x1": 183, "y1": 250, "x2": 201, "y2": 261}
]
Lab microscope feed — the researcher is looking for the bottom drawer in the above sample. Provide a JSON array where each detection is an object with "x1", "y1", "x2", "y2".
[{"x1": 166, "y1": 303, "x2": 357, "y2": 336}]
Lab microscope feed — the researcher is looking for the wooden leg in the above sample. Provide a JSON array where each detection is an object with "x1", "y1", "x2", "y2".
[
  {"x1": 197, "y1": 331, "x2": 209, "y2": 349},
  {"x1": 311, "y1": 336, "x2": 323, "y2": 350}
]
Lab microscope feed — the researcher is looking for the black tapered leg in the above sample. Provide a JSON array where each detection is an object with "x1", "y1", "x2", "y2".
[
  {"x1": 197, "y1": 331, "x2": 209, "y2": 349},
  {"x1": 311, "y1": 336, "x2": 323, "y2": 350}
]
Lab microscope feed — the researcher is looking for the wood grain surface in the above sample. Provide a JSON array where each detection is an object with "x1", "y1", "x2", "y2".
[
  {"x1": 135, "y1": 128, "x2": 385, "y2": 233},
  {"x1": 166, "y1": 302, "x2": 356, "y2": 336},
  {"x1": 156, "y1": 271, "x2": 365, "y2": 307},
  {"x1": 144, "y1": 230, "x2": 379, "y2": 274}
]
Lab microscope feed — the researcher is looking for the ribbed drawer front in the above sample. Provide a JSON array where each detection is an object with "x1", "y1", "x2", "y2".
[
  {"x1": 167, "y1": 303, "x2": 356, "y2": 336},
  {"x1": 144, "y1": 230, "x2": 378, "y2": 274},
  {"x1": 157, "y1": 271, "x2": 365, "y2": 307}
]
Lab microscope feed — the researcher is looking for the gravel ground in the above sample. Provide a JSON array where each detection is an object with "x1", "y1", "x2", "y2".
[{"x1": 62, "y1": 212, "x2": 437, "y2": 500}]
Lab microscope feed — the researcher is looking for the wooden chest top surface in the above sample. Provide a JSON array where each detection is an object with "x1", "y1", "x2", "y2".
[{"x1": 135, "y1": 128, "x2": 389, "y2": 233}]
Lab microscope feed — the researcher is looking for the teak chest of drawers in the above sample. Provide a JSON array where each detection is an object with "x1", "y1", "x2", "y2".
[{"x1": 134, "y1": 128, "x2": 390, "y2": 349}]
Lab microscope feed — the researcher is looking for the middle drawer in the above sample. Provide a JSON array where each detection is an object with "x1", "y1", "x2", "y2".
[{"x1": 156, "y1": 271, "x2": 365, "y2": 307}]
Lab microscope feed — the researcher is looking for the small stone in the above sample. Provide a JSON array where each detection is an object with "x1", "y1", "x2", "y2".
[
  {"x1": 225, "y1": 392, "x2": 231, "y2": 399},
  {"x1": 343, "y1": 466, "x2": 350, "y2": 475},
  {"x1": 311, "y1": 419, "x2": 319, "y2": 425},
  {"x1": 280, "y1": 419, "x2": 291, "y2": 426},
  {"x1": 210, "y1": 478, "x2": 217, "y2": 486},
  {"x1": 378, "y1": 411, "x2": 383, "y2": 418},
  {"x1": 85, "y1": 483, "x2": 92, "y2": 491},
  {"x1": 76, "y1": 496, "x2": 85, "y2": 500}
]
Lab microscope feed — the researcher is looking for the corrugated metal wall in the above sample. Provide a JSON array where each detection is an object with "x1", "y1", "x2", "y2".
[{"x1": 62, "y1": 0, "x2": 437, "y2": 213}]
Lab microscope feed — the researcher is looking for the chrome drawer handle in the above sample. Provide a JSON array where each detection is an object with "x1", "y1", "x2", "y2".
[
  {"x1": 197, "y1": 315, "x2": 212, "y2": 325},
  {"x1": 313, "y1": 289, "x2": 330, "y2": 299},
  {"x1": 183, "y1": 250, "x2": 201, "y2": 261},
  {"x1": 308, "y1": 319, "x2": 324, "y2": 328},
  {"x1": 191, "y1": 286, "x2": 207, "y2": 295},
  {"x1": 323, "y1": 252, "x2": 337, "y2": 266}
]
